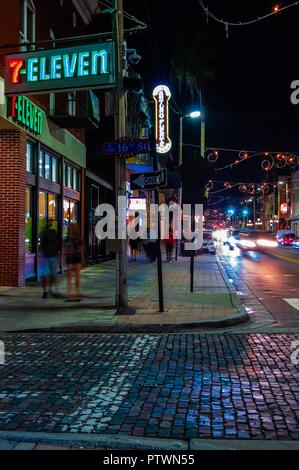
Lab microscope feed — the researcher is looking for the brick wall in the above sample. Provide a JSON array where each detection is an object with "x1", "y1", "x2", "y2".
[{"x1": 0, "y1": 129, "x2": 27, "y2": 286}]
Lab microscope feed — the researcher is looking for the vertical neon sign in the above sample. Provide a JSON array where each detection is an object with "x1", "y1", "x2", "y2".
[{"x1": 153, "y1": 85, "x2": 172, "y2": 154}]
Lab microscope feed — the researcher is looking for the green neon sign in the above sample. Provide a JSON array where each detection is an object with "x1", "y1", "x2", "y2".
[
  {"x1": 10, "y1": 95, "x2": 43, "y2": 135},
  {"x1": 5, "y1": 42, "x2": 115, "y2": 96}
]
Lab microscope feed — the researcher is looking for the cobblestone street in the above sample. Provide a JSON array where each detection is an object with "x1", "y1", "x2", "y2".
[{"x1": 0, "y1": 333, "x2": 298, "y2": 441}]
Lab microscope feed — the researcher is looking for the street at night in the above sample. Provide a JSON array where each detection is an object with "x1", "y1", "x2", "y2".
[
  {"x1": 1, "y1": 0, "x2": 299, "y2": 462},
  {"x1": 221, "y1": 245, "x2": 299, "y2": 328}
]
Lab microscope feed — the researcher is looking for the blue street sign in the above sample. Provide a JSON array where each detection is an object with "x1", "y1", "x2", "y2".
[{"x1": 103, "y1": 139, "x2": 152, "y2": 155}]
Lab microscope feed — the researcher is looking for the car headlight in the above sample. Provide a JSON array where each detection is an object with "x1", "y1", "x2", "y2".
[
  {"x1": 239, "y1": 240, "x2": 256, "y2": 248},
  {"x1": 256, "y1": 239, "x2": 278, "y2": 247}
]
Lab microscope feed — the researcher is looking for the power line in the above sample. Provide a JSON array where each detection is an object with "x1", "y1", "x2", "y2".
[
  {"x1": 198, "y1": 0, "x2": 299, "y2": 27},
  {"x1": 197, "y1": 0, "x2": 299, "y2": 37},
  {"x1": 97, "y1": 0, "x2": 147, "y2": 28}
]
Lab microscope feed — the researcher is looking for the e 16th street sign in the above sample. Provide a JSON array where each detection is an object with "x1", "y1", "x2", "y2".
[
  {"x1": 103, "y1": 139, "x2": 152, "y2": 155},
  {"x1": 130, "y1": 168, "x2": 167, "y2": 190}
]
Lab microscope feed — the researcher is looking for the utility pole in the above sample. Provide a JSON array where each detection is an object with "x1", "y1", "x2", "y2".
[
  {"x1": 199, "y1": 88, "x2": 206, "y2": 159},
  {"x1": 114, "y1": 0, "x2": 130, "y2": 313},
  {"x1": 277, "y1": 183, "x2": 281, "y2": 230},
  {"x1": 177, "y1": 115, "x2": 183, "y2": 258},
  {"x1": 150, "y1": 128, "x2": 164, "y2": 312}
]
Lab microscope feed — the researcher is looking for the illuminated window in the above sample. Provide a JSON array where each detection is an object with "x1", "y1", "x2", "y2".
[
  {"x1": 45, "y1": 153, "x2": 51, "y2": 180},
  {"x1": 52, "y1": 157, "x2": 58, "y2": 183},
  {"x1": 48, "y1": 194, "x2": 57, "y2": 221},
  {"x1": 38, "y1": 191, "x2": 58, "y2": 237},
  {"x1": 39, "y1": 150, "x2": 45, "y2": 177},
  {"x1": 26, "y1": 142, "x2": 34, "y2": 173},
  {"x1": 64, "y1": 163, "x2": 80, "y2": 190},
  {"x1": 20, "y1": 0, "x2": 36, "y2": 51},
  {"x1": 39, "y1": 150, "x2": 60, "y2": 183},
  {"x1": 63, "y1": 198, "x2": 79, "y2": 240},
  {"x1": 25, "y1": 187, "x2": 33, "y2": 253}
]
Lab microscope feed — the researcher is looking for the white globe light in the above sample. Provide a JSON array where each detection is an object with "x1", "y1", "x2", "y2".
[{"x1": 189, "y1": 111, "x2": 201, "y2": 118}]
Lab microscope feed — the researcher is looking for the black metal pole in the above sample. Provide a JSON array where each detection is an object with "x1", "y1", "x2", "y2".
[
  {"x1": 190, "y1": 203, "x2": 195, "y2": 293},
  {"x1": 150, "y1": 128, "x2": 164, "y2": 313}
]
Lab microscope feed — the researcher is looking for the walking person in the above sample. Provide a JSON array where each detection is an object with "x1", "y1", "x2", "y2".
[
  {"x1": 65, "y1": 224, "x2": 84, "y2": 301},
  {"x1": 40, "y1": 219, "x2": 61, "y2": 299},
  {"x1": 129, "y1": 237, "x2": 139, "y2": 262},
  {"x1": 165, "y1": 230, "x2": 175, "y2": 262}
]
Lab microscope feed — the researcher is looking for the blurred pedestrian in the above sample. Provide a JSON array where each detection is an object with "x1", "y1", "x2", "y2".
[
  {"x1": 165, "y1": 230, "x2": 174, "y2": 262},
  {"x1": 129, "y1": 237, "x2": 139, "y2": 262},
  {"x1": 40, "y1": 219, "x2": 61, "y2": 299},
  {"x1": 65, "y1": 224, "x2": 84, "y2": 301}
]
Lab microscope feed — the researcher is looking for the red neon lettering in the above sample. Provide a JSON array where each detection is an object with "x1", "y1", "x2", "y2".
[
  {"x1": 11, "y1": 96, "x2": 17, "y2": 117},
  {"x1": 8, "y1": 59, "x2": 24, "y2": 84}
]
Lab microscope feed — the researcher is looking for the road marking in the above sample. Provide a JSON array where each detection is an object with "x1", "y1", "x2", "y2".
[
  {"x1": 270, "y1": 253, "x2": 299, "y2": 264},
  {"x1": 284, "y1": 298, "x2": 299, "y2": 311}
]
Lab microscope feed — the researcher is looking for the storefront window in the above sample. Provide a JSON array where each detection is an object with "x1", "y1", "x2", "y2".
[
  {"x1": 25, "y1": 187, "x2": 33, "y2": 253},
  {"x1": 63, "y1": 198, "x2": 79, "y2": 240},
  {"x1": 48, "y1": 194, "x2": 57, "y2": 229},
  {"x1": 64, "y1": 163, "x2": 80, "y2": 190},
  {"x1": 38, "y1": 191, "x2": 58, "y2": 236},
  {"x1": 39, "y1": 150, "x2": 60, "y2": 183},
  {"x1": 70, "y1": 201, "x2": 78, "y2": 226},
  {"x1": 39, "y1": 191, "x2": 46, "y2": 234},
  {"x1": 68, "y1": 166, "x2": 73, "y2": 188},
  {"x1": 45, "y1": 153, "x2": 51, "y2": 180},
  {"x1": 52, "y1": 157, "x2": 58, "y2": 183},
  {"x1": 63, "y1": 199, "x2": 70, "y2": 240},
  {"x1": 26, "y1": 142, "x2": 34, "y2": 173},
  {"x1": 39, "y1": 151, "x2": 45, "y2": 177}
]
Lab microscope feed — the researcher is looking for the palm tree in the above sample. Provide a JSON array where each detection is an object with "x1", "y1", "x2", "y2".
[{"x1": 171, "y1": 27, "x2": 220, "y2": 156}]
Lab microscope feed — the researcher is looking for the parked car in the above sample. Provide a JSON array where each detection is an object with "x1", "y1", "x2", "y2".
[
  {"x1": 277, "y1": 232, "x2": 296, "y2": 246},
  {"x1": 291, "y1": 238, "x2": 299, "y2": 250},
  {"x1": 202, "y1": 231, "x2": 216, "y2": 255},
  {"x1": 276, "y1": 230, "x2": 294, "y2": 244}
]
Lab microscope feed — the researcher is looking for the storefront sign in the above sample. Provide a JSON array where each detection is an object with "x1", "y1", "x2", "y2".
[
  {"x1": 153, "y1": 85, "x2": 172, "y2": 154},
  {"x1": 280, "y1": 202, "x2": 288, "y2": 216},
  {"x1": 129, "y1": 198, "x2": 147, "y2": 211},
  {"x1": 5, "y1": 42, "x2": 115, "y2": 95},
  {"x1": 9, "y1": 95, "x2": 43, "y2": 135}
]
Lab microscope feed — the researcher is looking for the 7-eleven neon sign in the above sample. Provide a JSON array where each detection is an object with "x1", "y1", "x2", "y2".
[{"x1": 8, "y1": 59, "x2": 25, "y2": 84}]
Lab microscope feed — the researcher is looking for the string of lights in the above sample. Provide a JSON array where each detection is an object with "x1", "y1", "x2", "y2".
[
  {"x1": 208, "y1": 179, "x2": 299, "y2": 195},
  {"x1": 197, "y1": 1, "x2": 299, "y2": 37},
  {"x1": 181, "y1": 143, "x2": 299, "y2": 171}
]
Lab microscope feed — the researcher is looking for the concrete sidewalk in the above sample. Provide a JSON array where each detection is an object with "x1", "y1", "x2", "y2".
[{"x1": 0, "y1": 255, "x2": 248, "y2": 332}]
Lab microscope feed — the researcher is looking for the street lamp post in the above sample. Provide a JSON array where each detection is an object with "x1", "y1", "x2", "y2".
[{"x1": 177, "y1": 111, "x2": 201, "y2": 257}]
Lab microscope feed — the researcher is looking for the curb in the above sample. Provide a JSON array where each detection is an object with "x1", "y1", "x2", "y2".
[
  {"x1": 4, "y1": 309, "x2": 249, "y2": 334},
  {"x1": 0, "y1": 431, "x2": 298, "y2": 450},
  {"x1": 0, "y1": 431, "x2": 188, "y2": 450}
]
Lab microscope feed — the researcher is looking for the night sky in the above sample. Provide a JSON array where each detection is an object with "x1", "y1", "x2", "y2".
[{"x1": 125, "y1": 0, "x2": 299, "y2": 205}]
